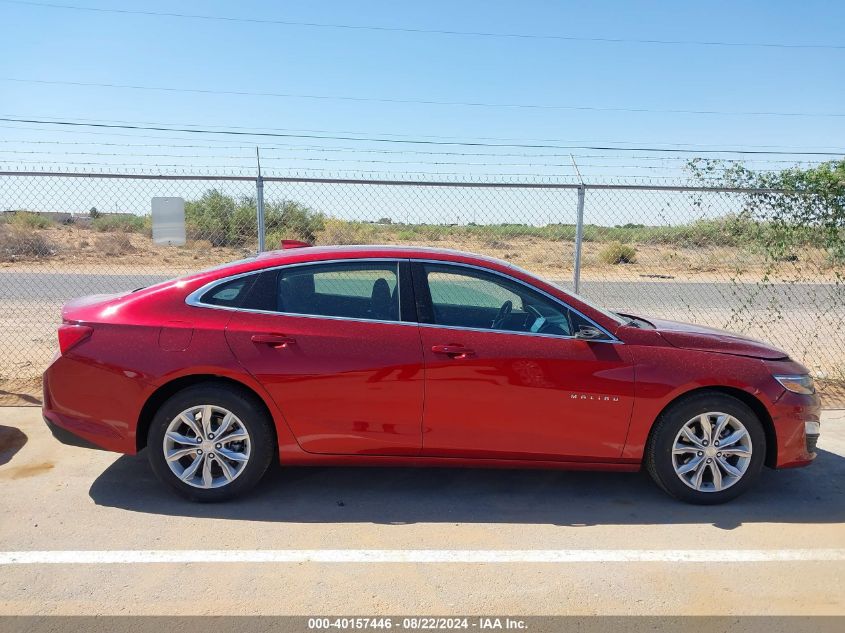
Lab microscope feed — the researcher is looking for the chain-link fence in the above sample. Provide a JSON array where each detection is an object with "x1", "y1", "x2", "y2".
[{"x1": 1, "y1": 170, "x2": 843, "y2": 406}]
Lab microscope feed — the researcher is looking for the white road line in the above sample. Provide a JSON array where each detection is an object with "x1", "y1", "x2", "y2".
[{"x1": 1, "y1": 549, "x2": 844, "y2": 565}]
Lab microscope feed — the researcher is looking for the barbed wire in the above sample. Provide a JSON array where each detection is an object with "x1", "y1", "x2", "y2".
[
  {"x1": 3, "y1": 117, "x2": 844, "y2": 156},
  {"x1": 0, "y1": 139, "x2": 837, "y2": 166},
  {"x1": 4, "y1": 115, "x2": 845, "y2": 154}
]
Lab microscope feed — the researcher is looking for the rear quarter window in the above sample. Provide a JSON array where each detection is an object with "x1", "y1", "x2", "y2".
[{"x1": 199, "y1": 274, "x2": 257, "y2": 308}]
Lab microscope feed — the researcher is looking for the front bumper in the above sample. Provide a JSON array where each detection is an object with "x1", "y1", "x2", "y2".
[
  {"x1": 805, "y1": 420, "x2": 820, "y2": 454},
  {"x1": 770, "y1": 389, "x2": 821, "y2": 468}
]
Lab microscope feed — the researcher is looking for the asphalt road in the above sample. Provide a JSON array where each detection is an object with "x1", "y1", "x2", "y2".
[
  {"x1": 0, "y1": 408, "x2": 843, "y2": 615},
  {"x1": 0, "y1": 271, "x2": 841, "y2": 313}
]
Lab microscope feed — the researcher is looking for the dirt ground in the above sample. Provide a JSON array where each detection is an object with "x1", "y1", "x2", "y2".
[{"x1": 3, "y1": 223, "x2": 844, "y2": 283}]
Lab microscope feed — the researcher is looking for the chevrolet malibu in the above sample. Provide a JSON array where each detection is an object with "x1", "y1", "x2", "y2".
[{"x1": 43, "y1": 244, "x2": 821, "y2": 504}]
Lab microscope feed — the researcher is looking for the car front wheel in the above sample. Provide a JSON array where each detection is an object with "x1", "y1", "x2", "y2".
[
  {"x1": 147, "y1": 383, "x2": 275, "y2": 502},
  {"x1": 645, "y1": 392, "x2": 766, "y2": 504}
]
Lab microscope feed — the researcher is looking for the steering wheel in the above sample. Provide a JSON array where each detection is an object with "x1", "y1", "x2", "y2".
[
  {"x1": 524, "y1": 304, "x2": 544, "y2": 330},
  {"x1": 491, "y1": 300, "x2": 513, "y2": 330}
]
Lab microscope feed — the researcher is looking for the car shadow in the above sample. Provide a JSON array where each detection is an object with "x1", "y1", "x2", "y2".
[
  {"x1": 89, "y1": 448, "x2": 845, "y2": 530},
  {"x1": 0, "y1": 425, "x2": 28, "y2": 466}
]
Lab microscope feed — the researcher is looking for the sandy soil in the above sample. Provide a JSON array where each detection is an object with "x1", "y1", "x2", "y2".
[{"x1": 3, "y1": 224, "x2": 843, "y2": 283}]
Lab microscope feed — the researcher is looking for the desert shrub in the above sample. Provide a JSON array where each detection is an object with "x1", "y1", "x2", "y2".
[
  {"x1": 186, "y1": 190, "x2": 323, "y2": 247},
  {"x1": 92, "y1": 214, "x2": 146, "y2": 233},
  {"x1": 394, "y1": 224, "x2": 443, "y2": 241},
  {"x1": 186, "y1": 190, "x2": 238, "y2": 246},
  {"x1": 598, "y1": 242, "x2": 637, "y2": 264},
  {"x1": 688, "y1": 158, "x2": 845, "y2": 262},
  {"x1": 482, "y1": 237, "x2": 508, "y2": 249},
  {"x1": 0, "y1": 226, "x2": 54, "y2": 260},
  {"x1": 265, "y1": 200, "x2": 325, "y2": 243},
  {"x1": 95, "y1": 233, "x2": 136, "y2": 257},
  {"x1": 6, "y1": 212, "x2": 53, "y2": 230},
  {"x1": 316, "y1": 219, "x2": 377, "y2": 245}
]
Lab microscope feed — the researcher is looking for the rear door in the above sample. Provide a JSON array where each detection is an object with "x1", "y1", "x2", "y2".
[{"x1": 223, "y1": 259, "x2": 424, "y2": 455}]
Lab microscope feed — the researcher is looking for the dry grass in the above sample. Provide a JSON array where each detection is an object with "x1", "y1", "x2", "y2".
[
  {"x1": 0, "y1": 226, "x2": 55, "y2": 261},
  {"x1": 3, "y1": 211, "x2": 54, "y2": 230},
  {"x1": 95, "y1": 233, "x2": 136, "y2": 257},
  {"x1": 0, "y1": 222, "x2": 842, "y2": 283},
  {"x1": 315, "y1": 219, "x2": 377, "y2": 245}
]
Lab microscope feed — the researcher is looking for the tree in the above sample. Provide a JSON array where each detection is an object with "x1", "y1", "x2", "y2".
[
  {"x1": 687, "y1": 159, "x2": 845, "y2": 262},
  {"x1": 185, "y1": 189, "x2": 325, "y2": 247}
]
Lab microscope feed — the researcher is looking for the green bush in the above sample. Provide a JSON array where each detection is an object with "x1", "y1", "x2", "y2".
[
  {"x1": 315, "y1": 219, "x2": 376, "y2": 245},
  {"x1": 6, "y1": 212, "x2": 53, "y2": 230},
  {"x1": 266, "y1": 200, "x2": 325, "y2": 243},
  {"x1": 186, "y1": 190, "x2": 324, "y2": 247},
  {"x1": 92, "y1": 214, "x2": 146, "y2": 233},
  {"x1": 599, "y1": 242, "x2": 637, "y2": 265}
]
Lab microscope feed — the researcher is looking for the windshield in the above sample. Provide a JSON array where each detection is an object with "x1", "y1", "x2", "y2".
[
  {"x1": 504, "y1": 262, "x2": 628, "y2": 326},
  {"x1": 553, "y1": 285, "x2": 629, "y2": 326}
]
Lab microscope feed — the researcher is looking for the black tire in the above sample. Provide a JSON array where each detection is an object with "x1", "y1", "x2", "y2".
[
  {"x1": 147, "y1": 383, "x2": 275, "y2": 502},
  {"x1": 645, "y1": 392, "x2": 766, "y2": 504}
]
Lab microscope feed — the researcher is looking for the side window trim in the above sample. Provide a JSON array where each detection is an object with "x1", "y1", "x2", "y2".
[
  {"x1": 197, "y1": 272, "x2": 258, "y2": 309},
  {"x1": 409, "y1": 261, "x2": 435, "y2": 324},
  {"x1": 275, "y1": 260, "x2": 402, "y2": 322},
  {"x1": 186, "y1": 258, "x2": 418, "y2": 327},
  {"x1": 187, "y1": 271, "x2": 261, "y2": 310},
  {"x1": 410, "y1": 259, "x2": 620, "y2": 343},
  {"x1": 397, "y1": 260, "x2": 418, "y2": 324}
]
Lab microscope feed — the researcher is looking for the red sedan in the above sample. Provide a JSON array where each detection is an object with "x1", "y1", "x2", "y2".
[{"x1": 43, "y1": 245, "x2": 821, "y2": 504}]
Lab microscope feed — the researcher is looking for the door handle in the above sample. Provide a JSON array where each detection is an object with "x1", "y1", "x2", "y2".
[
  {"x1": 431, "y1": 344, "x2": 474, "y2": 359},
  {"x1": 251, "y1": 334, "x2": 296, "y2": 348}
]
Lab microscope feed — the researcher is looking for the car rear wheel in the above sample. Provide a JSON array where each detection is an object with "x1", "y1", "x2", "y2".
[
  {"x1": 147, "y1": 383, "x2": 275, "y2": 502},
  {"x1": 645, "y1": 392, "x2": 766, "y2": 504}
]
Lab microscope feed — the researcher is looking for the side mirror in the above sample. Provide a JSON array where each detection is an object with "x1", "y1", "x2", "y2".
[{"x1": 574, "y1": 325, "x2": 605, "y2": 340}]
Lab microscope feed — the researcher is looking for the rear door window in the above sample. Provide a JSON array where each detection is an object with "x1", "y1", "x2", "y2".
[{"x1": 276, "y1": 261, "x2": 401, "y2": 322}]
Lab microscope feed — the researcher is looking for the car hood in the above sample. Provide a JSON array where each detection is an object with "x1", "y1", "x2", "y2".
[{"x1": 642, "y1": 317, "x2": 789, "y2": 360}]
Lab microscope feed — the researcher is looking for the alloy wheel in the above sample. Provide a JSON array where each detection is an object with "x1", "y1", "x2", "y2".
[
  {"x1": 162, "y1": 405, "x2": 252, "y2": 489},
  {"x1": 671, "y1": 411, "x2": 753, "y2": 493}
]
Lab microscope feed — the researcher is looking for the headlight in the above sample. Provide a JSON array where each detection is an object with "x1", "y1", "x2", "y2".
[{"x1": 774, "y1": 374, "x2": 815, "y2": 395}]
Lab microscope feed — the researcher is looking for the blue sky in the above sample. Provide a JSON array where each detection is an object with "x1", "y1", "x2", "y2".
[{"x1": 0, "y1": 0, "x2": 843, "y2": 180}]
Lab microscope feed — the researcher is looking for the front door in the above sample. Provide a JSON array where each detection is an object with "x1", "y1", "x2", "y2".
[
  {"x1": 412, "y1": 261, "x2": 634, "y2": 460},
  {"x1": 225, "y1": 259, "x2": 424, "y2": 455}
]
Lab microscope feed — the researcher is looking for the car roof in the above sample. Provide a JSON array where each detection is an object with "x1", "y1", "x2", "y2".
[
  {"x1": 249, "y1": 244, "x2": 518, "y2": 271},
  {"x1": 152, "y1": 245, "x2": 527, "y2": 293}
]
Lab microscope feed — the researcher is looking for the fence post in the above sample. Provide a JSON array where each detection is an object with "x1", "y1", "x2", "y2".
[
  {"x1": 255, "y1": 148, "x2": 266, "y2": 253},
  {"x1": 573, "y1": 184, "x2": 585, "y2": 294}
]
